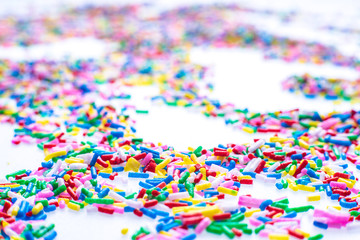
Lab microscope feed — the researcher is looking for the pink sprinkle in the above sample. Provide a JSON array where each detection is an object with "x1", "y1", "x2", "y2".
[
  {"x1": 59, "y1": 200, "x2": 66, "y2": 209},
  {"x1": 195, "y1": 217, "x2": 211, "y2": 234},
  {"x1": 249, "y1": 217, "x2": 263, "y2": 227}
]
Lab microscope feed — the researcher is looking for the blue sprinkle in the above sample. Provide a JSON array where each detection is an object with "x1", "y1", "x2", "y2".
[
  {"x1": 340, "y1": 198, "x2": 357, "y2": 208},
  {"x1": 240, "y1": 207, "x2": 247, "y2": 213},
  {"x1": 128, "y1": 172, "x2": 149, "y2": 178},
  {"x1": 156, "y1": 223, "x2": 164, "y2": 232},
  {"x1": 281, "y1": 211, "x2": 297, "y2": 218},
  {"x1": 91, "y1": 166, "x2": 97, "y2": 179},
  {"x1": 110, "y1": 131, "x2": 124, "y2": 138},
  {"x1": 275, "y1": 182, "x2": 283, "y2": 190},
  {"x1": 152, "y1": 209, "x2": 169, "y2": 217},
  {"x1": 163, "y1": 221, "x2": 181, "y2": 231},
  {"x1": 124, "y1": 206, "x2": 135, "y2": 212},
  {"x1": 259, "y1": 200, "x2": 273, "y2": 211},
  {"x1": 182, "y1": 233, "x2": 197, "y2": 240},
  {"x1": 98, "y1": 188, "x2": 110, "y2": 198},
  {"x1": 163, "y1": 175, "x2": 174, "y2": 184},
  {"x1": 291, "y1": 153, "x2": 303, "y2": 160},
  {"x1": 331, "y1": 194, "x2": 340, "y2": 200},
  {"x1": 204, "y1": 160, "x2": 221, "y2": 166},
  {"x1": 98, "y1": 172, "x2": 110, "y2": 178},
  {"x1": 139, "y1": 181, "x2": 154, "y2": 189},
  {"x1": 158, "y1": 216, "x2": 174, "y2": 223},
  {"x1": 325, "y1": 185, "x2": 332, "y2": 196},
  {"x1": 140, "y1": 208, "x2": 157, "y2": 219},
  {"x1": 307, "y1": 169, "x2": 319, "y2": 179},
  {"x1": 113, "y1": 166, "x2": 124, "y2": 172},
  {"x1": 313, "y1": 221, "x2": 328, "y2": 229},
  {"x1": 90, "y1": 152, "x2": 99, "y2": 166},
  {"x1": 267, "y1": 173, "x2": 282, "y2": 179},
  {"x1": 257, "y1": 216, "x2": 272, "y2": 223},
  {"x1": 44, "y1": 231, "x2": 57, "y2": 240},
  {"x1": 242, "y1": 172, "x2": 256, "y2": 178},
  {"x1": 44, "y1": 205, "x2": 56, "y2": 212}
]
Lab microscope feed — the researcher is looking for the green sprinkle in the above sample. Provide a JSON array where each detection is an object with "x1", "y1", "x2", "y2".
[
  {"x1": 222, "y1": 225, "x2": 235, "y2": 239},
  {"x1": 255, "y1": 224, "x2": 265, "y2": 234},
  {"x1": 308, "y1": 234, "x2": 324, "y2": 240},
  {"x1": 85, "y1": 198, "x2": 114, "y2": 205},
  {"x1": 53, "y1": 185, "x2": 66, "y2": 196},
  {"x1": 206, "y1": 225, "x2": 223, "y2": 235}
]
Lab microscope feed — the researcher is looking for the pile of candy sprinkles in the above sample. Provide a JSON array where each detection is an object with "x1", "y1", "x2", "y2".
[{"x1": 2, "y1": 3, "x2": 360, "y2": 240}]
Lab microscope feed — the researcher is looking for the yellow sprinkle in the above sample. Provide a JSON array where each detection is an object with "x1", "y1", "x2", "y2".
[
  {"x1": 273, "y1": 213, "x2": 282, "y2": 218},
  {"x1": 183, "y1": 156, "x2": 193, "y2": 165},
  {"x1": 156, "y1": 169, "x2": 166, "y2": 177},
  {"x1": 189, "y1": 166, "x2": 196, "y2": 173},
  {"x1": 238, "y1": 175, "x2": 252, "y2": 180},
  {"x1": 67, "y1": 202, "x2": 80, "y2": 211},
  {"x1": 10, "y1": 237, "x2": 23, "y2": 240},
  {"x1": 99, "y1": 166, "x2": 112, "y2": 174},
  {"x1": 122, "y1": 145, "x2": 131, "y2": 151},
  {"x1": 195, "y1": 182, "x2": 212, "y2": 191},
  {"x1": 190, "y1": 154, "x2": 199, "y2": 164},
  {"x1": 121, "y1": 228, "x2": 128, "y2": 235},
  {"x1": 58, "y1": 198, "x2": 70, "y2": 204},
  {"x1": 36, "y1": 119, "x2": 49, "y2": 125},
  {"x1": 338, "y1": 178, "x2": 355, "y2": 188},
  {"x1": 197, "y1": 207, "x2": 221, "y2": 218},
  {"x1": 300, "y1": 136, "x2": 309, "y2": 142},
  {"x1": 156, "y1": 158, "x2": 171, "y2": 171},
  {"x1": 124, "y1": 157, "x2": 140, "y2": 172},
  {"x1": 2, "y1": 220, "x2": 9, "y2": 228},
  {"x1": 244, "y1": 209, "x2": 260, "y2": 217},
  {"x1": 322, "y1": 166, "x2": 334, "y2": 176},
  {"x1": 217, "y1": 186, "x2": 238, "y2": 196},
  {"x1": 295, "y1": 229, "x2": 310, "y2": 238},
  {"x1": 307, "y1": 195, "x2": 321, "y2": 201},
  {"x1": 289, "y1": 184, "x2": 299, "y2": 191},
  {"x1": 32, "y1": 203, "x2": 44, "y2": 215},
  {"x1": 242, "y1": 126, "x2": 254, "y2": 134},
  {"x1": 114, "y1": 203, "x2": 127, "y2": 208},
  {"x1": 63, "y1": 174, "x2": 70, "y2": 181},
  {"x1": 307, "y1": 160, "x2": 317, "y2": 169},
  {"x1": 175, "y1": 152, "x2": 186, "y2": 158},
  {"x1": 310, "y1": 147, "x2": 316, "y2": 156},
  {"x1": 327, "y1": 206, "x2": 341, "y2": 210},
  {"x1": 159, "y1": 231, "x2": 172, "y2": 237},
  {"x1": 269, "y1": 137, "x2": 286, "y2": 143},
  {"x1": 172, "y1": 206, "x2": 188, "y2": 214},
  {"x1": 0, "y1": 184, "x2": 20, "y2": 188},
  {"x1": 298, "y1": 184, "x2": 316, "y2": 192},
  {"x1": 268, "y1": 233, "x2": 289, "y2": 240},
  {"x1": 44, "y1": 150, "x2": 67, "y2": 161},
  {"x1": 299, "y1": 139, "x2": 309, "y2": 150},
  {"x1": 68, "y1": 131, "x2": 79, "y2": 136},
  {"x1": 184, "y1": 92, "x2": 195, "y2": 100},
  {"x1": 200, "y1": 168, "x2": 207, "y2": 180},
  {"x1": 184, "y1": 197, "x2": 218, "y2": 204},
  {"x1": 288, "y1": 165, "x2": 296, "y2": 176},
  {"x1": 11, "y1": 205, "x2": 19, "y2": 217},
  {"x1": 64, "y1": 157, "x2": 84, "y2": 164}
]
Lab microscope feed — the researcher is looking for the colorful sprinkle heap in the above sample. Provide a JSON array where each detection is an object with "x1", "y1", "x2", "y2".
[
  {"x1": 283, "y1": 74, "x2": 360, "y2": 101},
  {"x1": 0, "y1": 3, "x2": 360, "y2": 240}
]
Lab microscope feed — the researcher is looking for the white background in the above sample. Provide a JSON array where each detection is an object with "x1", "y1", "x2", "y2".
[{"x1": 1, "y1": 0, "x2": 360, "y2": 239}]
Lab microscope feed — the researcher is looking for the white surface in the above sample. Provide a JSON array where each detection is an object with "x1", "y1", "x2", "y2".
[{"x1": 1, "y1": 1, "x2": 360, "y2": 239}]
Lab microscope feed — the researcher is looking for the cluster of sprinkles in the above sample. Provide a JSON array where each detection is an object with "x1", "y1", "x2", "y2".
[
  {"x1": 282, "y1": 74, "x2": 360, "y2": 101},
  {"x1": 1, "y1": 3, "x2": 360, "y2": 240}
]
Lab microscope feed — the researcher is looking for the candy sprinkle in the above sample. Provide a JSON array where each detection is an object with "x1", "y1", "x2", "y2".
[{"x1": 0, "y1": 3, "x2": 360, "y2": 240}]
